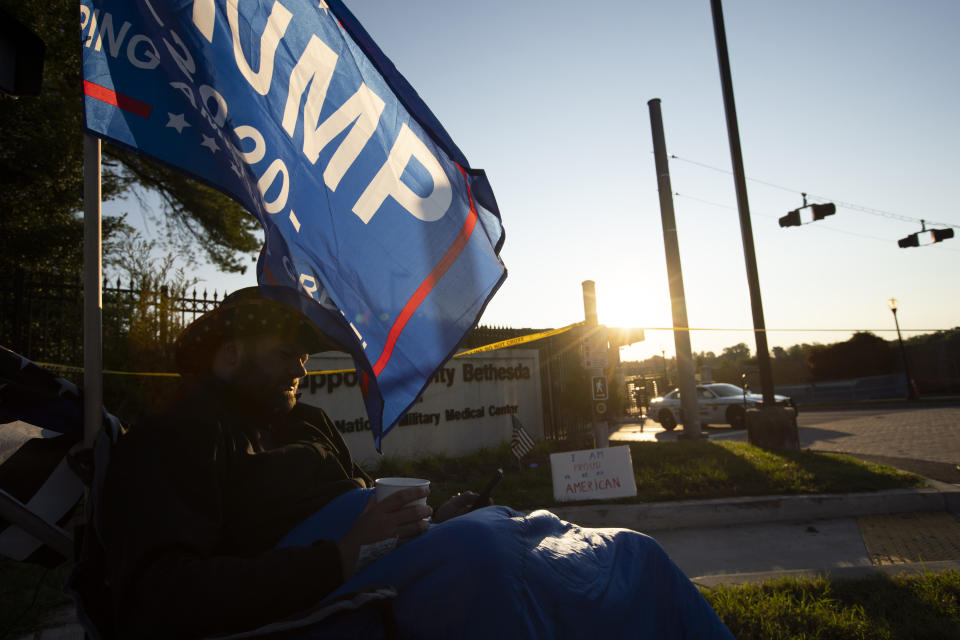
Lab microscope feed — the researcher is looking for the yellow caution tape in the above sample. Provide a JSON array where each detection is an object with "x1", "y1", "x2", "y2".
[
  {"x1": 37, "y1": 361, "x2": 354, "y2": 378},
  {"x1": 454, "y1": 322, "x2": 583, "y2": 356},
  {"x1": 35, "y1": 362, "x2": 182, "y2": 378},
  {"x1": 49, "y1": 321, "x2": 934, "y2": 378},
  {"x1": 643, "y1": 327, "x2": 944, "y2": 333},
  {"x1": 31, "y1": 324, "x2": 584, "y2": 379}
]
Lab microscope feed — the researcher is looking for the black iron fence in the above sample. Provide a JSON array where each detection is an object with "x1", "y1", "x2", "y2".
[
  {"x1": 2, "y1": 270, "x2": 594, "y2": 439},
  {"x1": 1, "y1": 269, "x2": 225, "y2": 369}
]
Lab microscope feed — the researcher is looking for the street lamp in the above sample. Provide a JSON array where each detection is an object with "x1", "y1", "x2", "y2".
[
  {"x1": 661, "y1": 350, "x2": 670, "y2": 389},
  {"x1": 888, "y1": 298, "x2": 919, "y2": 401}
]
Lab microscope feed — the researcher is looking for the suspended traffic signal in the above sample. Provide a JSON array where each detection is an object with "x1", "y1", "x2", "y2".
[
  {"x1": 779, "y1": 194, "x2": 836, "y2": 228},
  {"x1": 811, "y1": 203, "x2": 836, "y2": 220},
  {"x1": 898, "y1": 224, "x2": 955, "y2": 248},
  {"x1": 778, "y1": 209, "x2": 801, "y2": 227},
  {"x1": 932, "y1": 228, "x2": 955, "y2": 243}
]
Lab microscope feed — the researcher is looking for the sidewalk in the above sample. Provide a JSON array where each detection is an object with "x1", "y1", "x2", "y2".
[
  {"x1": 601, "y1": 410, "x2": 960, "y2": 585},
  {"x1": 638, "y1": 485, "x2": 960, "y2": 587}
]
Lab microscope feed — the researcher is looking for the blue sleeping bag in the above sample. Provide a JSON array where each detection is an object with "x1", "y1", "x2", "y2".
[{"x1": 278, "y1": 489, "x2": 733, "y2": 639}]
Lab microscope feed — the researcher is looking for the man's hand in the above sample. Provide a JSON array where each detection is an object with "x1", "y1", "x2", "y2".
[
  {"x1": 432, "y1": 491, "x2": 492, "y2": 524},
  {"x1": 338, "y1": 486, "x2": 431, "y2": 580}
]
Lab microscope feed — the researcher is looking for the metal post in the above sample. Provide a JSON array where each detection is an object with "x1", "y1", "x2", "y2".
[
  {"x1": 889, "y1": 301, "x2": 919, "y2": 401},
  {"x1": 83, "y1": 134, "x2": 103, "y2": 448},
  {"x1": 581, "y1": 280, "x2": 598, "y2": 327},
  {"x1": 647, "y1": 99, "x2": 701, "y2": 439},
  {"x1": 709, "y1": 0, "x2": 775, "y2": 406},
  {"x1": 582, "y1": 281, "x2": 609, "y2": 447}
]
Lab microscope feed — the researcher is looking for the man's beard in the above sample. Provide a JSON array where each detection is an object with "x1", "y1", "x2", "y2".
[{"x1": 232, "y1": 364, "x2": 300, "y2": 420}]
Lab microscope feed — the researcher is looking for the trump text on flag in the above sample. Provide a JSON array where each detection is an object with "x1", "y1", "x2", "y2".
[{"x1": 80, "y1": 0, "x2": 506, "y2": 449}]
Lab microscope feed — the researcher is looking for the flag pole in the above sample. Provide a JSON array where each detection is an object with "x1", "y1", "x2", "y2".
[{"x1": 83, "y1": 134, "x2": 103, "y2": 448}]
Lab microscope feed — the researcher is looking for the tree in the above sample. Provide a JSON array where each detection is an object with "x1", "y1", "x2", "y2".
[
  {"x1": 710, "y1": 343, "x2": 754, "y2": 385},
  {"x1": 770, "y1": 343, "x2": 814, "y2": 385},
  {"x1": 720, "y1": 343, "x2": 751, "y2": 362},
  {"x1": 101, "y1": 228, "x2": 202, "y2": 422},
  {"x1": 807, "y1": 332, "x2": 892, "y2": 381},
  {"x1": 0, "y1": 0, "x2": 261, "y2": 276}
]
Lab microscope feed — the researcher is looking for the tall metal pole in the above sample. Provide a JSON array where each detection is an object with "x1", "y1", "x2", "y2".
[
  {"x1": 647, "y1": 99, "x2": 701, "y2": 438},
  {"x1": 709, "y1": 0, "x2": 775, "y2": 406},
  {"x1": 83, "y1": 134, "x2": 103, "y2": 448}
]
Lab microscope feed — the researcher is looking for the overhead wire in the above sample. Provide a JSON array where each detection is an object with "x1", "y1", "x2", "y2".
[
  {"x1": 671, "y1": 191, "x2": 913, "y2": 246},
  {"x1": 667, "y1": 153, "x2": 960, "y2": 231}
]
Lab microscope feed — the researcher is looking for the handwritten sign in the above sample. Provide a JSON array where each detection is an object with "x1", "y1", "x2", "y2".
[{"x1": 549, "y1": 446, "x2": 638, "y2": 502}]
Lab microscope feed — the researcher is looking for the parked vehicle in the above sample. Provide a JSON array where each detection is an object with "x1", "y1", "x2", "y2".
[{"x1": 648, "y1": 383, "x2": 797, "y2": 430}]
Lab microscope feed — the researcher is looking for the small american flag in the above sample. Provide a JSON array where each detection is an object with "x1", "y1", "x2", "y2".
[{"x1": 510, "y1": 415, "x2": 535, "y2": 460}]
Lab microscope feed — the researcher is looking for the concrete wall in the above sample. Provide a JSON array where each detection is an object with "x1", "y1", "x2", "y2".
[{"x1": 299, "y1": 350, "x2": 542, "y2": 465}]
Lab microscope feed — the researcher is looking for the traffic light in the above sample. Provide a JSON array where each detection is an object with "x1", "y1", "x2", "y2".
[
  {"x1": 778, "y1": 209, "x2": 801, "y2": 227},
  {"x1": 897, "y1": 225, "x2": 955, "y2": 248},
  {"x1": 931, "y1": 228, "x2": 955, "y2": 243},
  {"x1": 897, "y1": 233, "x2": 920, "y2": 248},
  {"x1": 779, "y1": 201, "x2": 835, "y2": 228},
  {"x1": 811, "y1": 203, "x2": 836, "y2": 220}
]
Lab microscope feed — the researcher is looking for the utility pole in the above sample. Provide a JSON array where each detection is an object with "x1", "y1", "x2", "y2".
[
  {"x1": 709, "y1": 0, "x2": 774, "y2": 406},
  {"x1": 709, "y1": 0, "x2": 797, "y2": 450},
  {"x1": 647, "y1": 99, "x2": 701, "y2": 439}
]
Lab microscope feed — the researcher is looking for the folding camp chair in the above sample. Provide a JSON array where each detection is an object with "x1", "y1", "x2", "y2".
[{"x1": 1, "y1": 346, "x2": 398, "y2": 639}]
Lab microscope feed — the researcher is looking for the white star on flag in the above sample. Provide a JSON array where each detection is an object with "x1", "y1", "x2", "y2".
[
  {"x1": 200, "y1": 135, "x2": 220, "y2": 153},
  {"x1": 166, "y1": 113, "x2": 190, "y2": 133},
  {"x1": 318, "y1": 1, "x2": 329, "y2": 14}
]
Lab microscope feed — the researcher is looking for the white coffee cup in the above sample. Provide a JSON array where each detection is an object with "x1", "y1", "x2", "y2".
[{"x1": 374, "y1": 477, "x2": 430, "y2": 507}]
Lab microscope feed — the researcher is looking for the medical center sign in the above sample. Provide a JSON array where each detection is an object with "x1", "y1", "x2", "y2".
[
  {"x1": 300, "y1": 350, "x2": 543, "y2": 464},
  {"x1": 80, "y1": 0, "x2": 507, "y2": 449}
]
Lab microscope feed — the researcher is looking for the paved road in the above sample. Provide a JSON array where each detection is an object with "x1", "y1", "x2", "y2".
[{"x1": 611, "y1": 406, "x2": 960, "y2": 483}]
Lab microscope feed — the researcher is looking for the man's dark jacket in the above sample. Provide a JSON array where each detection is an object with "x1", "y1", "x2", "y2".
[{"x1": 101, "y1": 379, "x2": 372, "y2": 638}]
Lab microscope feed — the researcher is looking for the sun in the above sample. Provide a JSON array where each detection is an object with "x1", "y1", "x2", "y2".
[{"x1": 595, "y1": 284, "x2": 675, "y2": 362}]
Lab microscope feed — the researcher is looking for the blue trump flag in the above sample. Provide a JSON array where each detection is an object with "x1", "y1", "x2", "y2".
[{"x1": 80, "y1": 1, "x2": 506, "y2": 450}]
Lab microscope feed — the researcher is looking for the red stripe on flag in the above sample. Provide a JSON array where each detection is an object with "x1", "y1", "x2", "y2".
[
  {"x1": 262, "y1": 261, "x2": 280, "y2": 286},
  {"x1": 372, "y1": 164, "x2": 479, "y2": 376},
  {"x1": 83, "y1": 81, "x2": 153, "y2": 119}
]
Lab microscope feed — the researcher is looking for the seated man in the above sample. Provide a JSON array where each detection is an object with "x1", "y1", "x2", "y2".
[{"x1": 100, "y1": 287, "x2": 732, "y2": 639}]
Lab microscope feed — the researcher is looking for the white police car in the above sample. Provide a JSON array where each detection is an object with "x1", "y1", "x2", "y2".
[{"x1": 648, "y1": 383, "x2": 796, "y2": 430}]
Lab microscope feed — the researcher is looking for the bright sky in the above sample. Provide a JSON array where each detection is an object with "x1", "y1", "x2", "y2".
[{"x1": 172, "y1": 0, "x2": 960, "y2": 362}]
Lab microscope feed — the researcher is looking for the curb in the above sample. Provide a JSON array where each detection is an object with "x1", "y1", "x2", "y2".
[{"x1": 548, "y1": 484, "x2": 960, "y2": 532}]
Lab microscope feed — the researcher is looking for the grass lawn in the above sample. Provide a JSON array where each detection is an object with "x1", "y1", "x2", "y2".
[
  {"x1": 702, "y1": 570, "x2": 960, "y2": 639},
  {"x1": 371, "y1": 439, "x2": 927, "y2": 512},
  {"x1": 5, "y1": 561, "x2": 958, "y2": 640}
]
